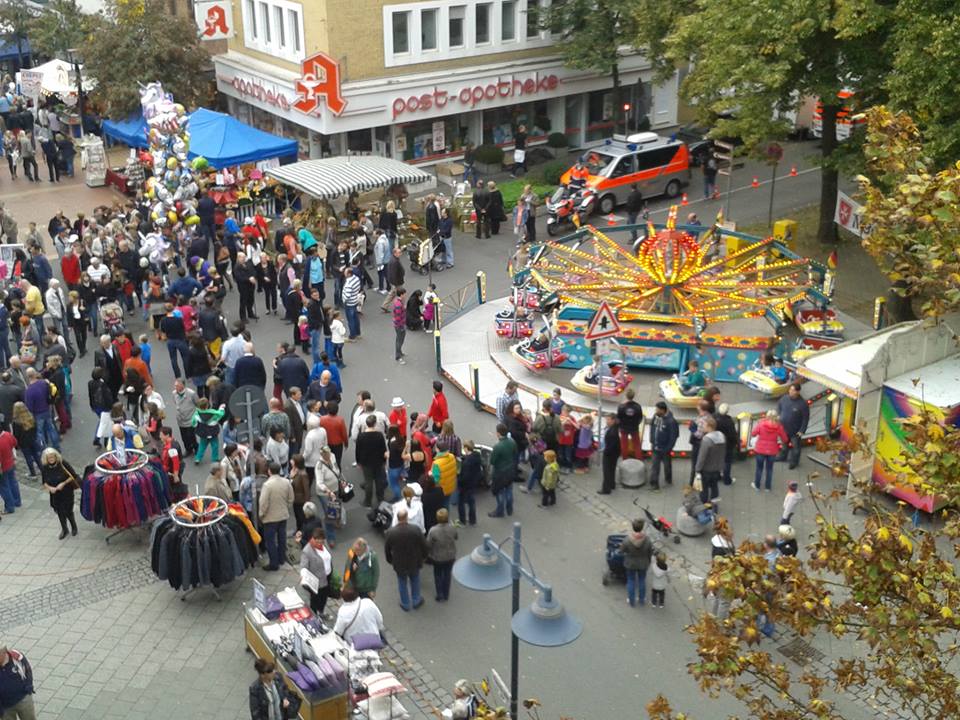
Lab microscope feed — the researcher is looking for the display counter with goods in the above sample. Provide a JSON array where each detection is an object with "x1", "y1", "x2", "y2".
[{"x1": 243, "y1": 584, "x2": 411, "y2": 720}]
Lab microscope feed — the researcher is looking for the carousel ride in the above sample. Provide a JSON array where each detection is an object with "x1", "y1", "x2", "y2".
[{"x1": 503, "y1": 207, "x2": 837, "y2": 401}]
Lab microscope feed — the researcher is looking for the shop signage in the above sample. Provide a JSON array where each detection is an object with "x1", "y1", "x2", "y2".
[
  {"x1": 391, "y1": 72, "x2": 561, "y2": 119},
  {"x1": 294, "y1": 52, "x2": 347, "y2": 117},
  {"x1": 252, "y1": 578, "x2": 266, "y2": 612},
  {"x1": 195, "y1": 0, "x2": 234, "y2": 40},
  {"x1": 20, "y1": 70, "x2": 42, "y2": 97},
  {"x1": 834, "y1": 190, "x2": 866, "y2": 238},
  {"x1": 224, "y1": 74, "x2": 292, "y2": 111},
  {"x1": 431, "y1": 121, "x2": 445, "y2": 153}
]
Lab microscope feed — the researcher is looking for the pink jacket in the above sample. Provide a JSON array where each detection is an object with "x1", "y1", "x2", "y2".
[{"x1": 752, "y1": 419, "x2": 788, "y2": 456}]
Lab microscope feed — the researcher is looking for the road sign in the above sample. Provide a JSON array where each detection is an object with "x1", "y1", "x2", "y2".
[{"x1": 584, "y1": 301, "x2": 621, "y2": 341}]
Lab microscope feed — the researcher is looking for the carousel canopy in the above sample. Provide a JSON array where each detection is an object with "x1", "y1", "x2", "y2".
[
  {"x1": 102, "y1": 108, "x2": 298, "y2": 168},
  {"x1": 265, "y1": 156, "x2": 434, "y2": 199}
]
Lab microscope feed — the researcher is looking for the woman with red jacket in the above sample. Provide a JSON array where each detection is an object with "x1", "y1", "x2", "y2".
[
  {"x1": 426, "y1": 380, "x2": 449, "y2": 433},
  {"x1": 751, "y1": 409, "x2": 788, "y2": 491},
  {"x1": 60, "y1": 246, "x2": 82, "y2": 290}
]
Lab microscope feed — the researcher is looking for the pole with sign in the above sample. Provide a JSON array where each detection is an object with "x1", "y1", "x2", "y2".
[{"x1": 584, "y1": 302, "x2": 621, "y2": 448}]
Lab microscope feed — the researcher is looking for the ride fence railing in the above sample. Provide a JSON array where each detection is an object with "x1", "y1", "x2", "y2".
[{"x1": 435, "y1": 271, "x2": 487, "y2": 330}]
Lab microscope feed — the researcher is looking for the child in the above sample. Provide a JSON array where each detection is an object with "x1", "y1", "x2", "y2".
[
  {"x1": 770, "y1": 357, "x2": 788, "y2": 384},
  {"x1": 138, "y1": 333, "x2": 152, "y2": 372},
  {"x1": 296, "y1": 315, "x2": 310, "y2": 354},
  {"x1": 679, "y1": 359, "x2": 706, "y2": 395},
  {"x1": 550, "y1": 388, "x2": 565, "y2": 415},
  {"x1": 650, "y1": 553, "x2": 669, "y2": 608},
  {"x1": 540, "y1": 449, "x2": 559, "y2": 507},
  {"x1": 330, "y1": 310, "x2": 347, "y2": 367},
  {"x1": 523, "y1": 432, "x2": 545, "y2": 493},
  {"x1": 266, "y1": 428, "x2": 290, "y2": 471},
  {"x1": 573, "y1": 413, "x2": 595, "y2": 473},
  {"x1": 781, "y1": 480, "x2": 802, "y2": 525},
  {"x1": 423, "y1": 284, "x2": 439, "y2": 331},
  {"x1": 558, "y1": 405, "x2": 577, "y2": 474}
]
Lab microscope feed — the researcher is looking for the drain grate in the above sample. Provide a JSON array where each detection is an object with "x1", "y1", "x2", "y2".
[{"x1": 778, "y1": 637, "x2": 827, "y2": 666}]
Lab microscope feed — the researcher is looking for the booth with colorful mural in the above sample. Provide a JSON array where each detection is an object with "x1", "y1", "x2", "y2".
[{"x1": 872, "y1": 356, "x2": 960, "y2": 512}]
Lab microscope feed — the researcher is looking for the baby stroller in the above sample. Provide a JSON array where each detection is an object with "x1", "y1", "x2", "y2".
[
  {"x1": 368, "y1": 500, "x2": 393, "y2": 532},
  {"x1": 408, "y1": 234, "x2": 447, "y2": 275},
  {"x1": 100, "y1": 301, "x2": 126, "y2": 338},
  {"x1": 602, "y1": 534, "x2": 626, "y2": 586}
]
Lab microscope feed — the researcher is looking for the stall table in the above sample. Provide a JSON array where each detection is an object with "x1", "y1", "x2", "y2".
[{"x1": 244, "y1": 608, "x2": 350, "y2": 720}]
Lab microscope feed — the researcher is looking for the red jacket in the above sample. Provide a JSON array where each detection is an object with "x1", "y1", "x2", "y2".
[
  {"x1": 752, "y1": 419, "x2": 788, "y2": 456},
  {"x1": 61, "y1": 254, "x2": 81, "y2": 286},
  {"x1": 389, "y1": 408, "x2": 407, "y2": 438},
  {"x1": 0, "y1": 430, "x2": 17, "y2": 471},
  {"x1": 427, "y1": 392, "x2": 449, "y2": 427}
]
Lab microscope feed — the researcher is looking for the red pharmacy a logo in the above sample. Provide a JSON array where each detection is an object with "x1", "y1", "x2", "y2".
[{"x1": 294, "y1": 53, "x2": 347, "y2": 117}]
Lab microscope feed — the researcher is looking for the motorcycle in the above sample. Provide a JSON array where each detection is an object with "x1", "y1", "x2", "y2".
[{"x1": 546, "y1": 185, "x2": 597, "y2": 236}]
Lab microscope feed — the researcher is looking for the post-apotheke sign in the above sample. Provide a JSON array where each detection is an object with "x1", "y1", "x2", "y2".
[{"x1": 390, "y1": 71, "x2": 561, "y2": 119}]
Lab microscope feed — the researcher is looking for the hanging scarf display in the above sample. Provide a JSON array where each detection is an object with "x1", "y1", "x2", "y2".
[{"x1": 79, "y1": 450, "x2": 172, "y2": 529}]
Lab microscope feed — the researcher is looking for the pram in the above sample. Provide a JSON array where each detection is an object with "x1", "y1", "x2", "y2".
[
  {"x1": 602, "y1": 534, "x2": 626, "y2": 586},
  {"x1": 408, "y1": 234, "x2": 448, "y2": 275},
  {"x1": 99, "y1": 301, "x2": 126, "y2": 338},
  {"x1": 368, "y1": 500, "x2": 393, "y2": 532}
]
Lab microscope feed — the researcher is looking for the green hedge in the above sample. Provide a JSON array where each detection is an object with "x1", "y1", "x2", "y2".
[
  {"x1": 474, "y1": 144, "x2": 505, "y2": 165},
  {"x1": 497, "y1": 179, "x2": 556, "y2": 211},
  {"x1": 546, "y1": 132, "x2": 568, "y2": 148},
  {"x1": 540, "y1": 159, "x2": 569, "y2": 185}
]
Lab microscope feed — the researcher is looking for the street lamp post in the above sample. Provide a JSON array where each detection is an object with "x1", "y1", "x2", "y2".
[
  {"x1": 66, "y1": 48, "x2": 84, "y2": 140},
  {"x1": 453, "y1": 523, "x2": 582, "y2": 720}
]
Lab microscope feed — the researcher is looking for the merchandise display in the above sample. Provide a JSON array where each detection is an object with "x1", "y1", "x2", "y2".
[
  {"x1": 149, "y1": 497, "x2": 260, "y2": 591},
  {"x1": 79, "y1": 450, "x2": 172, "y2": 529}
]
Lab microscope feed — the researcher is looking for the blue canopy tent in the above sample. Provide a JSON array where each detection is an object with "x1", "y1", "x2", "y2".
[{"x1": 101, "y1": 107, "x2": 298, "y2": 168}]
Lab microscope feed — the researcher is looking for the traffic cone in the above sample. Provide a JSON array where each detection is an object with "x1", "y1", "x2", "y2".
[
  {"x1": 607, "y1": 213, "x2": 616, "y2": 226},
  {"x1": 681, "y1": 193, "x2": 688, "y2": 206},
  {"x1": 751, "y1": 176, "x2": 759, "y2": 189},
  {"x1": 789, "y1": 166, "x2": 798, "y2": 177}
]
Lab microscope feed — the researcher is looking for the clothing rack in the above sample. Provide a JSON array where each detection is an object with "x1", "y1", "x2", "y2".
[
  {"x1": 170, "y1": 495, "x2": 230, "y2": 600},
  {"x1": 81, "y1": 449, "x2": 172, "y2": 544}
]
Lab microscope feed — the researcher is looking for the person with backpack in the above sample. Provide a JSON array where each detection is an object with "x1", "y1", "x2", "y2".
[
  {"x1": 703, "y1": 152, "x2": 719, "y2": 199},
  {"x1": 532, "y1": 398, "x2": 561, "y2": 454}
]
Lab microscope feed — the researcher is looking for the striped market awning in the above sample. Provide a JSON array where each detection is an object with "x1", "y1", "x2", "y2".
[{"x1": 265, "y1": 156, "x2": 434, "y2": 199}]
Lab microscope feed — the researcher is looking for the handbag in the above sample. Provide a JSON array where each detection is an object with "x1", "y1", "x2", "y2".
[
  {"x1": 692, "y1": 473, "x2": 703, "y2": 492},
  {"x1": 513, "y1": 149, "x2": 526, "y2": 164},
  {"x1": 60, "y1": 462, "x2": 80, "y2": 490},
  {"x1": 338, "y1": 479, "x2": 355, "y2": 503}
]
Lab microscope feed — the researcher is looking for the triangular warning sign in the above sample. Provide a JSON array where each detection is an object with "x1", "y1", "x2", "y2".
[{"x1": 584, "y1": 301, "x2": 621, "y2": 341}]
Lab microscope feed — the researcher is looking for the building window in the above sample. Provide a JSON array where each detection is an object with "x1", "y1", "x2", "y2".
[
  {"x1": 242, "y1": 0, "x2": 304, "y2": 62},
  {"x1": 501, "y1": 0, "x2": 516, "y2": 40},
  {"x1": 288, "y1": 9, "x2": 300, "y2": 52},
  {"x1": 245, "y1": 0, "x2": 257, "y2": 38},
  {"x1": 526, "y1": 0, "x2": 539, "y2": 38},
  {"x1": 449, "y1": 6, "x2": 465, "y2": 47},
  {"x1": 475, "y1": 3, "x2": 491, "y2": 43},
  {"x1": 392, "y1": 11, "x2": 410, "y2": 53},
  {"x1": 259, "y1": 2, "x2": 271, "y2": 43},
  {"x1": 421, "y1": 8, "x2": 438, "y2": 50}
]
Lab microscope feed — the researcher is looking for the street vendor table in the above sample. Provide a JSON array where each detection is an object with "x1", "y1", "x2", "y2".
[
  {"x1": 243, "y1": 608, "x2": 350, "y2": 720},
  {"x1": 105, "y1": 168, "x2": 130, "y2": 194}
]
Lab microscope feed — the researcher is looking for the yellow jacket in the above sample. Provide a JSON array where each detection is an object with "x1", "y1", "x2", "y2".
[{"x1": 24, "y1": 285, "x2": 44, "y2": 316}]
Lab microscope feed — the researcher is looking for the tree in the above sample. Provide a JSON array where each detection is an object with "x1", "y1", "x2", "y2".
[
  {"x1": 633, "y1": 0, "x2": 893, "y2": 244},
  {"x1": 858, "y1": 107, "x2": 960, "y2": 319},
  {"x1": 533, "y1": 0, "x2": 638, "y2": 135},
  {"x1": 81, "y1": 0, "x2": 210, "y2": 117},
  {"x1": 29, "y1": 0, "x2": 91, "y2": 61},
  {"x1": 0, "y1": 0, "x2": 37, "y2": 68}
]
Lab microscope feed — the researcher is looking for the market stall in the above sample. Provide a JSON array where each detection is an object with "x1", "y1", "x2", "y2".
[{"x1": 20, "y1": 59, "x2": 96, "y2": 138}]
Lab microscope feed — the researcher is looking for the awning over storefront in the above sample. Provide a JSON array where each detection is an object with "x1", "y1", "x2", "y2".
[
  {"x1": 265, "y1": 156, "x2": 433, "y2": 198},
  {"x1": 101, "y1": 108, "x2": 299, "y2": 168}
]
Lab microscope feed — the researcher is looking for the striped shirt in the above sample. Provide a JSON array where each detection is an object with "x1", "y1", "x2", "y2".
[
  {"x1": 393, "y1": 298, "x2": 405, "y2": 329},
  {"x1": 342, "y1": 275, "x2": 363, "y2": 307}
]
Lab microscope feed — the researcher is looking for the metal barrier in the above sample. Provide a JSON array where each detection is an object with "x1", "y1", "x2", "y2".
[{"x1": 436, "y1": 270, "x2": 486, "y2": 328}]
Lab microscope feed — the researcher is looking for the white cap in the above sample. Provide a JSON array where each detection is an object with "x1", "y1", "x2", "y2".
[{"x1": 391, "y1": 397, "x2": 404, "y2": 408}]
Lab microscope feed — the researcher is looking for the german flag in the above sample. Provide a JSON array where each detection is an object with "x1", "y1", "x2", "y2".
[{"x1": 827, "y1": 249, "x2": 838, "y2": 269}]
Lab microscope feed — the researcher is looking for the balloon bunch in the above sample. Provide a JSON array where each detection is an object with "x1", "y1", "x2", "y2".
[{"x1": 139, "y1": 82, "x2": 208, "y2": 227}]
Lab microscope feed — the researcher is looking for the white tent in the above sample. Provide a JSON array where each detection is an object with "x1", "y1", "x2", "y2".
[{"x1": 26, "y1": 59, "x2": 95, "y2": 96}]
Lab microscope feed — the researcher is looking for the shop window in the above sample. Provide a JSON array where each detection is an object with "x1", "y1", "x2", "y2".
[
  {"x1": 449, "y1": 6, "x2": 465, "y2": 47},
  {"x1": 564, "y1": 94, "x2": 583, "y2": 145},
  {"x1": 397, "y1": 117, "x2": 463, "y2": 162},
  {"x1": 421, "y1": 8, "x2": 438, "y2": 51},
  {"x1": 525, "y1": 0, "x2": 540, "y2": 38},
  {"x1": 586, "y1": 89, "x2": 615, "y2": 142},
  {"x1": 392, "y1": 11, "x2": 410, "y2": 53},
  {"x1": 347, "y1": 129, "x2": 373, "y2": 154},
  {"x1": 501, "y1": 0, "x2": 516, "y2": 40},
  {"x1": 475, "y1": 3, "x2": 491, "y2": 44}
]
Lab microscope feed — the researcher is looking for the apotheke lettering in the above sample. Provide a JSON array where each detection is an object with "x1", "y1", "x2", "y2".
[
  {"x1": 226, "y1": 75, "x2": 291, "y2": 111},
  {"x1": 392, "y1": 73, "x2": 560, "y2": 119}
]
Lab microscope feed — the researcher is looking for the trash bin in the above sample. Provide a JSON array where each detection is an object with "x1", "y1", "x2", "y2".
[{"x1": 773, "y1": 219, "x2": 797, "y2": 251}]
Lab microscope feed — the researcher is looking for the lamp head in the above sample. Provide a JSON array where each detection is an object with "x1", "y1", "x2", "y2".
[
  {"x1": 453, "y1": 536, "x2": 512, "y2": 591},
  {"x1": 511, "y1": 589, "x2": 583, "y2": 647}
]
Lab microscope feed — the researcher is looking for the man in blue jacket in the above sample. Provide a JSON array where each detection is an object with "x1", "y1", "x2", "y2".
[
  {"x1": 649, "y1": 401, "x2": 679, "y2": 489},
  {"x1": 28, "y1": 246, "x2": 52, "y2": 294},
  {"x1": 777, "y1": 383, "x2": 809, "y2": 469},
  {"x1": 0, "y1": 645, "x2": 35, "y2": 720}
]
